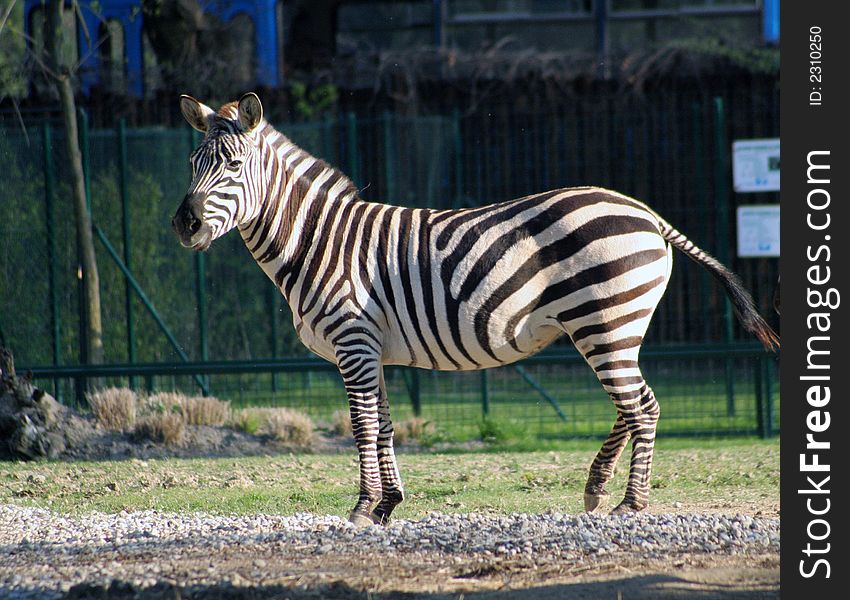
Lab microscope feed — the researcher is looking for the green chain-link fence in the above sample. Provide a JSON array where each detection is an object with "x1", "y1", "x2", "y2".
[{"x1": 0, "y1": 89, "x2": 779, "y2": 438}]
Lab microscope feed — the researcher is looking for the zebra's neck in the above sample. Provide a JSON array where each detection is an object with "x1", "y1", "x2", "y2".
[{"x1": 237, "y1": 121, "x2": 361, "y2": 299}]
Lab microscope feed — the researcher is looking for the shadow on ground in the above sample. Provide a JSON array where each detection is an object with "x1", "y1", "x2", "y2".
[{"x1": 47, "y1": 573, "x2": 777, "y2": 600}]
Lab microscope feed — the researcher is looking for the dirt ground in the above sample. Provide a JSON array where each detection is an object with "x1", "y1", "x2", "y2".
[
  {"x1": 7, "y1": 497, "x2": 779, "y2": 600},
  {"x1": 51, "y1": 542, "x2": 778, "y2": 599}
]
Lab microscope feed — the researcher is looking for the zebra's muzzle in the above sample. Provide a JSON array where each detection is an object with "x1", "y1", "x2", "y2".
[{"x1": 172, "y1": 196, "x2": 212, "y2": 251}]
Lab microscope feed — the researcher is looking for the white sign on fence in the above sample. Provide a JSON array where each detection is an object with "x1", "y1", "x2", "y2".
[
  {"x1": 737, "y1": 205, "x2": 780, "y2": 257},
  {"x1": 732, "y1": 139, "x2": 780, "y2": 192}
]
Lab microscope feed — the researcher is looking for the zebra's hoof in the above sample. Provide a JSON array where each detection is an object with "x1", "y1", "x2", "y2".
[
  {"x1": 610, "y1": 501, "x2": 644, "y2": 516},
  {"x1": 584, "y1": 490, "x2": 610, "y2": 513},
  {"x1": 349, "y1": 512, "x2": 380, "y2": 528},
  {"x1": 369, "y1": 510, "x2": 391, "y2": 526}
]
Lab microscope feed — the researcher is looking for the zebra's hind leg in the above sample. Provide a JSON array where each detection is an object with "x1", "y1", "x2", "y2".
[
  {"x1": 584, "y1": 414, "x2": 631, "y2": 513},
  {"x1": 581, "y1": 343, "x2": 661, "y2": 514},
  {"x1": 369, "y1": 376, "x2": 405, "y2": 525},
  {"x1": 609, "y1": 382, "x2": 661, "y2": 514}
]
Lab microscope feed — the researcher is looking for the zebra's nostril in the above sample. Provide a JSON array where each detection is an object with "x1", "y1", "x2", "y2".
[{"x1": 188, "y1": 217, "x2": 202, "y2": 234}]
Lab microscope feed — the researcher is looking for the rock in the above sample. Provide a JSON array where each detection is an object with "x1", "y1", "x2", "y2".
[
  {"x1": 1, "y1": 346, "x2": 95, "y2": 461},
  {"x1": 10, "y1": 413, "x2": 46, "y2": 459},
  {"x1": 35, "y1": 389, "x2": 63, "y2": 429}
]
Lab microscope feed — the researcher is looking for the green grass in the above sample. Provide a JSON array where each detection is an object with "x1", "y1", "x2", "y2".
[{"x1": 0, "y1": 437, "x2": 779, "y2": 518}]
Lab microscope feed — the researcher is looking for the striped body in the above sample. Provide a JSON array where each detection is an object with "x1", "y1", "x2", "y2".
[
  {"x1": 249, "y1": 187, "x2": 672, "y2": 373},
  {"x1": 173, "y1": 94, "x2": 778, "y2": 524}
]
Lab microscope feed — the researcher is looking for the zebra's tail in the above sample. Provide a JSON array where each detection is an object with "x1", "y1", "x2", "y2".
[{"x1": 658, "y1": 219, "x2": 780, "y2": 352}]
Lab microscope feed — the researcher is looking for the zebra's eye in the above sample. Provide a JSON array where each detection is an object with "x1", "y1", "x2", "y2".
[{"x1": 227, "y1": 159, "x2": 243, "y2": 171}]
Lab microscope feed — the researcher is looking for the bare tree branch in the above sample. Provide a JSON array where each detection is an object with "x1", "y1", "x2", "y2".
[{"x1": 0, "y1": 0, "x2": 17, "y2": 38}]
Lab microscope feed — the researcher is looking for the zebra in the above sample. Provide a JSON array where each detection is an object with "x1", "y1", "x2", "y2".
[{"x1": 172, "y1": 93, "x2": 779, "y2": 526}]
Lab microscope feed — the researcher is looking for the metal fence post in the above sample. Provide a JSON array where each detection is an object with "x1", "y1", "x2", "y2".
[
  {"x1": 118, "y1": 119, "x2": 137, "y2": 388},
  {"x1": 346, "y1": 112, "x2": 360, "y2": 187},
  {"x1": 764, "y1": 355, "x2": 775, "y2": 437},
  {"x1": 42, "y1": 122, "x2": 61, "y2": 399},
  {"x1": 195, "y1": 253, "x2": 208, "y2": 368},
  {"x1": 481, "y1": 369, "x2": 490, "y2": 417},
  {"x1": 321, "y1": 114, "x2": 334, "y2": 163},
  {"x1": 270, "y1": 286, "x2": 280, "y2": 393},
  {"x1": 692, "y1": 101, "x2": 712, "y2": 341},
  {"x1": 754, "y1": 355, "x2": 766, "y2": 437},
  {"x1": 452, "y1": 109, "x2": 464, "y2": 208},
  {"x1": 383, "y1": 111, "x2": 396, "y2": 201},
  {"x1": 712, "y1": 96, "x2": 736, "y2": 416},
  {"x1": 753, "y1": 353, "x2": 775, "y2": 438},
  {"x1": 410, "y1": 369, "x2": 422, "y2": 416},
  {"x1": 190, "y1": 129, "x2": 209, "y2": 394}
]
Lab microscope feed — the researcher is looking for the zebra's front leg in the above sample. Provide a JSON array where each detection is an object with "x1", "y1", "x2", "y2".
[
  {"x1": 610, "y1": 384, "x2": 661, "y2": 515},
  {"x1": 369, "y1": 375, "x2": 405, "y2": 525},
  {"x1": 348, "y1": 413, "x2": 383, "y2": 527},
  {"x1": 584, "y1": 413, "x2": 631, "y2": 513},
  {"x1": 339, "y1": 353, "x2": 384, "y2": 528}
]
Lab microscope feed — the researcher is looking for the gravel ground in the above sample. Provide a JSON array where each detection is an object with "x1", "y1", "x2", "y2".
[{"x1": 0, "y1": 504, "x2": 779, "y2": 599}]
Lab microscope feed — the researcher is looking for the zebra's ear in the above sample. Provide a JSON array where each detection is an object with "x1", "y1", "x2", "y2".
[
  {"x1": 237, "y1": 92, "x2": 263, "y2": 132},
  {"x1": 180, "y1": 95, "x2": 215, "y2": 134}
]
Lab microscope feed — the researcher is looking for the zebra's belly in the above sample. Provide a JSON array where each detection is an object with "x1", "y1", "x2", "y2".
[
  {"x1": 381, "y1": 317, "x2": 564, "y2": 371},
  {"x1": 463, "y1": 322, "x2": 564, "y2": 370}
]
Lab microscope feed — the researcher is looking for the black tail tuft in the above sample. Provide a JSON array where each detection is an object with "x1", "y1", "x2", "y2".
[
  {"x1": 721, "y1": 269, "x2": 780, "y2": 352},
  {"x1": 660, "y1": 223, "x2": 779, "y2": 352}
]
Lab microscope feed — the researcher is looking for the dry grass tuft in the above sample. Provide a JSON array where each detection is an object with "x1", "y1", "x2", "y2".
[
  {"x1": 86, "y1": 387, "x2": 137, "y2": 432},
  {"x1": 174, "y1": 395, "x2": 231, "y2": 426},
  {"x1": 230, "y1": 407, "x2": 315, "y2": 449},
  {"x1": 330, "y1": 409, "x2": 352, "y2": 437},
  {"x1": 264, "y1": 408, "x2": 314, "y2": 447},
  {"x1": 84, "y1": 386, "x2": 315, "y2": 449},
  {"x1": 139, "y1": 392, "x2": 185, "y2": 417},
  {"x1": 394, "y1": 417, "x2": 435, "y2": 445},
  {"x1": 133, "y1": 412, "x2": 186, "y2": 446}
]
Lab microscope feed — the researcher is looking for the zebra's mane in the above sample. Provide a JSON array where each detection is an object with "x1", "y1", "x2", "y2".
[
  {"x1": 263, "y1": 128, "x2": 361, "y2": 210},
  {"x1": 213, "y1": 100, "x2": 360, "y2": 203},
  {"x1": 217, "y1": 101, "x2": 239, "y2": 118}
]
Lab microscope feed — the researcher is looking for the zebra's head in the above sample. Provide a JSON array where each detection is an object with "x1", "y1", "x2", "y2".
[{"x1": 172, "y1": 92, "x2": 266, "y2": 251}]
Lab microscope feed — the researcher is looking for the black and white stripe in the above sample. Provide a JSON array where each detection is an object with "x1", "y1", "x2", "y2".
[{"x1": 173, "y1": 93, "x2": 779, "y2": 525}]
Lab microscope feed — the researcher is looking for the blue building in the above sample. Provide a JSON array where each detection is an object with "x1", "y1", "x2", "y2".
[
  {"x1": 20, "y1": 1, "x2": 778, "y2": 97},
  {"x1": 23, "y1": 0, "x2": 282, "y2": 96}
]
